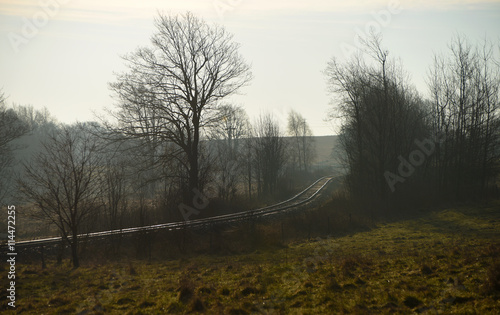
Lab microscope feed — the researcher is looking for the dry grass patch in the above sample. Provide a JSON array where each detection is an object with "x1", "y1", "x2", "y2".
[{"x1": 6, "y1": 202, "x2": 500, "y2": 314}]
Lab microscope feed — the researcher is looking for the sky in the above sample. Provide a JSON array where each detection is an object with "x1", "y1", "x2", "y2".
[{"x1": 1, "y1": 0, "x2": 499, "y2": 136}]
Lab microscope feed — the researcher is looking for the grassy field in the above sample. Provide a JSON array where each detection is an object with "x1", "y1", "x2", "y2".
[{"x1": 2, "y1": 202, "x2": 500, "y2": 314}]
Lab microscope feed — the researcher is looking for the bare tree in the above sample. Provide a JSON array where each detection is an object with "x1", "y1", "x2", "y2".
[
  {"x1": 211, "y1": 104, "x2": 250, "y2": 155},
  {"x1": 108, "y1": 12, "x2": 252, "y2": 203},
  {"x1": 252, "y1": 114, "x2": 287, "y2": 197},
  {"x1": 287, "y1": 110, "x2": 315, "y2": 173},
  {"x1": 210, "y1": 104, "x2": 250, "y2": 201},
  {"x1": 325, "y1": 34, "x2": 427, "y2": 211},
  {"x1": 100, "y1": 147, "x2": 130, "y2": 231},
  {"x1": 428, "y1": 35, "x2": 500, "y2": 198},
  {"x1": 19, "y1": 125, "x2": 103, "y2": 268}
]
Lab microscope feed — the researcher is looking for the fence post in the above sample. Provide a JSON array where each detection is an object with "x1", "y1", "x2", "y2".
[
  {"x1": 40, "y1": 245, "x2": 46, "y2": 269},
  {"x1": 281, "y1": 221, "x2": 285, "y2": 244}
]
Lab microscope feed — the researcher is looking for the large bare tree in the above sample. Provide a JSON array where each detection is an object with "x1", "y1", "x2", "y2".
[
  {"x1": 109, "y1": 12, "x2": 252, "y2": 203},
  {"x1": 19, "y1": 125, "x2": 103, "y2": 268}
]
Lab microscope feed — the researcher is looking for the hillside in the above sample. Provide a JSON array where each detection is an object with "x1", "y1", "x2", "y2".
[
  {"x1": 311, "y1": 135, "x2": 340, "y2": 170},
  {"x1": 5, "y1": 202, "x2": 500, "y2": 314}
]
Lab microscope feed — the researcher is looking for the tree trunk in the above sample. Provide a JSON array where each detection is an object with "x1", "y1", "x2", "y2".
[
  {"x1": 71, "y1": 237, "x2": 79, "y2": 268},
  {"x1": 247, "y1": 161, "x2": 252, "y2": 200},
  {"x1": 188, "y1": 108, "x2": 201, "y2": 202}
]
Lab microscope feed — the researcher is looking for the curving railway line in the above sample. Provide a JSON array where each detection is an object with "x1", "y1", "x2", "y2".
[{"x1": 10, "y1": 176, "x2": 336, "y2": 250}]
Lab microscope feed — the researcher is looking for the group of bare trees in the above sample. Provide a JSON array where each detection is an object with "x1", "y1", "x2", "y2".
[
  {"x1": 3, "y1": 96, "x2": 312, "y2": 270},
  {"x1": 326, "y1": 34, "x2": 500, "y2": 212},
  {"x1": 11, "y1": 11, "x2": 496, "y2": 268},
  {"x1": 108, "y1": 12, "x2": 252, "y2": 205},
  {"x1": 8, "y1": 12, "x2": 318, "y2": 268},
  {"x1": 208, "y1": 106, "x2": 316, "y2": 203},
  {"x1": 107, "y1": 12, "x2": 316, "y2": 206},
  {"x1": 0, "y1": 92, "x2": 29, "y2": 204},
  {"x1": 0, "y1": 95, "x2": 57, "y2": 205},
  {"x1": 428, "y1": 37, "x2": 500, "y2": 199}
]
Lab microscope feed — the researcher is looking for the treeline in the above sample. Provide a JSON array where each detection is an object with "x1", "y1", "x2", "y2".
[
  {"x1": 0, "y1": 98, "x2": 57, "y2": 205},
  {"x1": 0, "y1": 14, "x2": 320, "y2": 268},
  {"x1": 325, "y1": 34, "x2": 500, "y2": 213},
  {"x1": 1, "y1": 97, "x2": 318, "y2": 268}
]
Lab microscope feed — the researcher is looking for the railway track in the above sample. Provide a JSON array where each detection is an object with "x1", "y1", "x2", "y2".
[{"x1": 10, "y1": 176, "x2": 336, "y2": 250}]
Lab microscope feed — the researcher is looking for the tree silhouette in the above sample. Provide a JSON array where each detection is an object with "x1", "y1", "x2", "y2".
[
  {"x1": 0, "y1": 90, "x2": 30, "y2": 204},
  {"x1": 19, "y1": 125, "x2": 103, "y2": 268},
  {"x1": 325, "y1": 34, "x2": 427, "y2": 211},
  {"x1": 252, "y1": 114, "x2": 286, "y2": 196},
  {"x1": 109, "y1": 12, "x2": 252, "y2": 202},
  {"x1": 287, "y1": 110, "x2": 315, "y2": 173}
]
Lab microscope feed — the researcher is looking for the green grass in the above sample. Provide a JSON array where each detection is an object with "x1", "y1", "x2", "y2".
[{"x1": 3, "y1": 202, "x2": 500, "y2": 314}]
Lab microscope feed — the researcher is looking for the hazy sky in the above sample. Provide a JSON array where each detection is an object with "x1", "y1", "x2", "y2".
[{"x1": 1, "y1": 0, "x2": 499, "y2": 136}]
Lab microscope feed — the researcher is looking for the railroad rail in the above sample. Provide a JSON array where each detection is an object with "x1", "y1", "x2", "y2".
[{"x1": 11, "y1": 175, "x2": 336, "y2": 250}]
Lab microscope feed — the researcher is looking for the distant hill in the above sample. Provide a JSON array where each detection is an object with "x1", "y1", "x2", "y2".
[
  {"x1": 309, "y1": 135, "x2": 344, "y2": 172},
  {"x1": 209, "y1": 135, "x2": 343, "y2": 171},
  {"x1": 312, "y1": 135, "x2": 338, "y2": 165}
]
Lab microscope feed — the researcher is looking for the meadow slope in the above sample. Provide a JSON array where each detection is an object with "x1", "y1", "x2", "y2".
[{"x1": 2, "y1": 202, "x2": 500, "y2": 314}]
